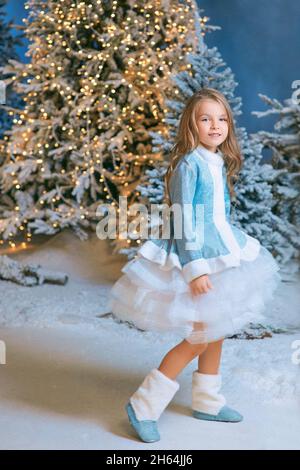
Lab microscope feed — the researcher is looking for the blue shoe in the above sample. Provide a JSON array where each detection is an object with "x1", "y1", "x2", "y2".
[
  {"x1": 125, "y1": 402, "x2": 161, "y2": 442},
  {"x1": 193, "y1": 405, "x2": 243, "y2": 423}
]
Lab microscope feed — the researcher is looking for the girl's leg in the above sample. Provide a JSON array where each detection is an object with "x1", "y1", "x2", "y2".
[
  {"x1": 158, "y1": 339, "x2": 208, "y2": 380},
  {"x1": 197, "y1": 338, "x2": 224, "y2": 375}
]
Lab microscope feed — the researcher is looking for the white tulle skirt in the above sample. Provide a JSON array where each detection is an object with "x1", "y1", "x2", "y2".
[{"x1": 108, "y1": 245, "x2": 281, "y2": 344}]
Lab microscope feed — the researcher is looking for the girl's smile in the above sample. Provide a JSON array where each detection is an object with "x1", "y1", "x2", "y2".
[{"x1": 208, "y1": 133, "x2": 222, "y2": 138}]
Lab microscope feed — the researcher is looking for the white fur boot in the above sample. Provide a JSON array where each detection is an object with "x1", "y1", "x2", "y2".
[
  {"x1": 192, "y1": 371, "x2": 226, "y2": 415},
  {"x1": 130, "y1": 368, "x2": 180, "y2": 421},
  {"x1": 126, "y1": 368, "x2": 180, "y2": 442},
  {"x1": 192, "y1": 370, "x2": 243, "y2": 422}
]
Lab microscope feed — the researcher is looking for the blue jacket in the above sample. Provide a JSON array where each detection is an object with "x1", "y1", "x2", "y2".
[{"x1": 137, "y1": 145, "x2": 261, "y2": 284}]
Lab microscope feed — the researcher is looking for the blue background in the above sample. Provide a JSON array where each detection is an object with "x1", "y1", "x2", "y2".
[{"x1": 4, "y1": 0, "x2": 300, "y2": 133}]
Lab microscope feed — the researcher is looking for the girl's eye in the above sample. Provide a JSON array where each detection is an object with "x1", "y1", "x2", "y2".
[{"x1": 201, "y1": 118, "x2": 227, "y2": 121}]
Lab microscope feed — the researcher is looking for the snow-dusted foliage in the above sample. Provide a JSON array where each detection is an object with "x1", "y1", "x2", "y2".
[
  {"x1": 251, "y1": 87, "x2": 300, "y2": 266},
  {"x1": 0, "y1": 0, "x2": 200, "y2": 250}
]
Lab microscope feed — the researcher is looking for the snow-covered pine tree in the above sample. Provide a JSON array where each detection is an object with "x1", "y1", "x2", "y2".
[
  {"x1": 136, "y1": 7, "x2": 294, "y2": 267},
  {"x1": 251, "y1": 87, "x2": 300, "y2": 267},
  {"x1": 0, "y1": 0, "x2": 23, "y2": 148},
  {"x1": 0, "y1": 0, "x2": 200, "y2": 250}
]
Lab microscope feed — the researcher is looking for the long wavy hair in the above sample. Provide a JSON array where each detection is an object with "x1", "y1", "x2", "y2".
[{"x1": 164, "y1": 87, "x2": 242, "y2": 205}]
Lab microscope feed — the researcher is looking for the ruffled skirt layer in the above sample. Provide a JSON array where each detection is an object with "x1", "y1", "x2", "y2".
[{"x1": 108, "y1": 245, "x2": 281, "y2": 344}]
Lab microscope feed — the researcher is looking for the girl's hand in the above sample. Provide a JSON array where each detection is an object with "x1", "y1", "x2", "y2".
[{"x1": 189, "y1": 274, "x2": 213, "y2": 297}]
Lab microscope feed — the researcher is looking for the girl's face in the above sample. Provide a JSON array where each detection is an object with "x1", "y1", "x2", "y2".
[{"x1": 196, "y1": 99, "x2": 229, "y2": 153}]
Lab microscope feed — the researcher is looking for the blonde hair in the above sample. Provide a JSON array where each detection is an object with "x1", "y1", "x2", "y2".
[{"x1": 164, "y1": 87, "x2": 242, "y2": 205}]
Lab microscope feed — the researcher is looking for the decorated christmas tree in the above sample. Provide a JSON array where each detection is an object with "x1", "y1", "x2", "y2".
[{"x1": 0, "y1": 0, "x2": 201, "y2": 250}]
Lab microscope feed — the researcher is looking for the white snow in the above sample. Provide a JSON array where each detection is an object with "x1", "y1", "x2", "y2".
[{"x1": 0, "y1": 229, "x2": 299, "y2": 450}]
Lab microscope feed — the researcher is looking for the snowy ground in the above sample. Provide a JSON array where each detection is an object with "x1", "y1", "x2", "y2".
[{"x1": 0, "y1": 230, "x2": 299, "y2": 450}]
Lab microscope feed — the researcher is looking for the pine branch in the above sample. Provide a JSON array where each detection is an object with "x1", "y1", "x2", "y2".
[{"x1": 0, "y1": 254, "x2": 68, "y2": 286}]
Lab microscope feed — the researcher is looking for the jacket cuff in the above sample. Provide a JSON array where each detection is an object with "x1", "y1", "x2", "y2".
[{"x1": 182, "y1": 259, "x2": 210, "y2": 283}]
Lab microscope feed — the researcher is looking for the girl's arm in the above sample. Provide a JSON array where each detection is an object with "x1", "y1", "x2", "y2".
[{"x1": 169, "y1": 159, "x2": 209, "y2": 284}]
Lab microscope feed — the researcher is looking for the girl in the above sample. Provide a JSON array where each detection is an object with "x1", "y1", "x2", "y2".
[{"x1": 108, "y1": 88, "x2": 281, "y2": 443}]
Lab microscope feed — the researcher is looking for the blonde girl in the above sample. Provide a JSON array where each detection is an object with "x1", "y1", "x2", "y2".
[{"x1": 108, "y1": 87, "x2": 281, "y2": 443}]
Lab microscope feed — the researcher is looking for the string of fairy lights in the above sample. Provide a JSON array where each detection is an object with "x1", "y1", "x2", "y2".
[{"x1": 0, "y1": 0, "x2": 209, "y2": 251}]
